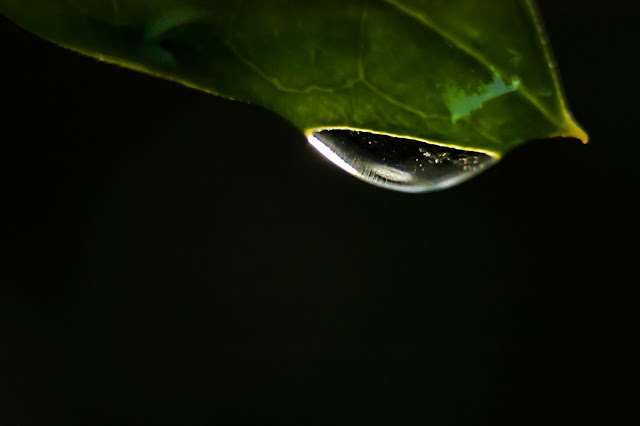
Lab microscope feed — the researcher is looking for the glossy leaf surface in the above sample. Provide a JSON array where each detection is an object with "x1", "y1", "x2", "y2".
[{"x1": 1, "y1": 0, "x2": 587, "y2": 155}]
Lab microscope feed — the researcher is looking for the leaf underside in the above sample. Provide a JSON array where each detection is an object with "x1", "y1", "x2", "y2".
[{"x1": 1, "y1": 0, "x2": 587, "y2": 154}]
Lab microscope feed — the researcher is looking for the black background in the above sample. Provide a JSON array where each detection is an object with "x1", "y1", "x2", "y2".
[{"x1": 1, "y1": 2, "x2": 636, "y2": 425}]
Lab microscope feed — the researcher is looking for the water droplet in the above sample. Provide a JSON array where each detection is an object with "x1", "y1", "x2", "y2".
[{"x1": 307, "y1": 129, "x2": 499, "y2": 193}]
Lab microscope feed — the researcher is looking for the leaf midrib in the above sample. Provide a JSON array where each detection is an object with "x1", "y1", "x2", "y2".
[{"x1": 382, "y1": 0, "x2": 565, "y2": 130}]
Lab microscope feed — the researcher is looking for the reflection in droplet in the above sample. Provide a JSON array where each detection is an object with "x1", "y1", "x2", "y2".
[{"x1": 308, "y1": 129, "x2": 499, "y2": 193}]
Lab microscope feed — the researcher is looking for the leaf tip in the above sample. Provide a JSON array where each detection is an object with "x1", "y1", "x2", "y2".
[{"x1": 561, "y1": 111, "x2": 589, "y2": 144}]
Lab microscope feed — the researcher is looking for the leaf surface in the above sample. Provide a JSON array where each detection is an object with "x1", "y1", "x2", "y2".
[{"x1": 1, "y1": 0, "x2": 587, "y2": 154}]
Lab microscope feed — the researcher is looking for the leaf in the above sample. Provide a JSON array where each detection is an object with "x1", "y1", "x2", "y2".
[{"x1": 1, "y1": 0, "x2": 587, "y2": 156}]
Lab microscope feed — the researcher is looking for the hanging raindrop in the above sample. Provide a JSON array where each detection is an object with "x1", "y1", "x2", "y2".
[{"x1": 308, "y1": 129, "x2": 499, "y2": 193}]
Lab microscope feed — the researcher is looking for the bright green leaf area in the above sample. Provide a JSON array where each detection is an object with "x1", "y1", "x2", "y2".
[{"x1": 1, "y1": 0, "x2": 587, "y2": 155}]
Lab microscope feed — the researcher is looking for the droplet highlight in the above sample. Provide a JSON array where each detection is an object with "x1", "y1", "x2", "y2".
[{"x1": 308, "y1": 129, "x2": 499, "y2": 193}]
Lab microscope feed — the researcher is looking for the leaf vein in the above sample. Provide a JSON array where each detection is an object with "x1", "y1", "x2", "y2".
[
  {"x1": 227, "y1": 41, "x2": 358, "y2": 94},
  {"x1": 357, "y1": 4, "x2": 445, "y2": 121},
  {"x1": 382, "y1": 0, "x2": 563, "y2": 127}
]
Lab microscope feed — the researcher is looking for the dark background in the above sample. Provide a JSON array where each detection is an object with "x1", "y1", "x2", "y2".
[{"x1": 1, "y1": 2, "x2": 636, "y2": 425}]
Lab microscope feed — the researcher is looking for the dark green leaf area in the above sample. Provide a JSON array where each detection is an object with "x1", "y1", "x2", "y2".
[{"x1": 1, "y1": 0, "x2": 586, "y2": 153}]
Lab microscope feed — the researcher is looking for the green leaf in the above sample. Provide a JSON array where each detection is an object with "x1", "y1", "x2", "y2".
[{"x1": 1, "y1": 0, "x2": 586, "y2": 156}]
